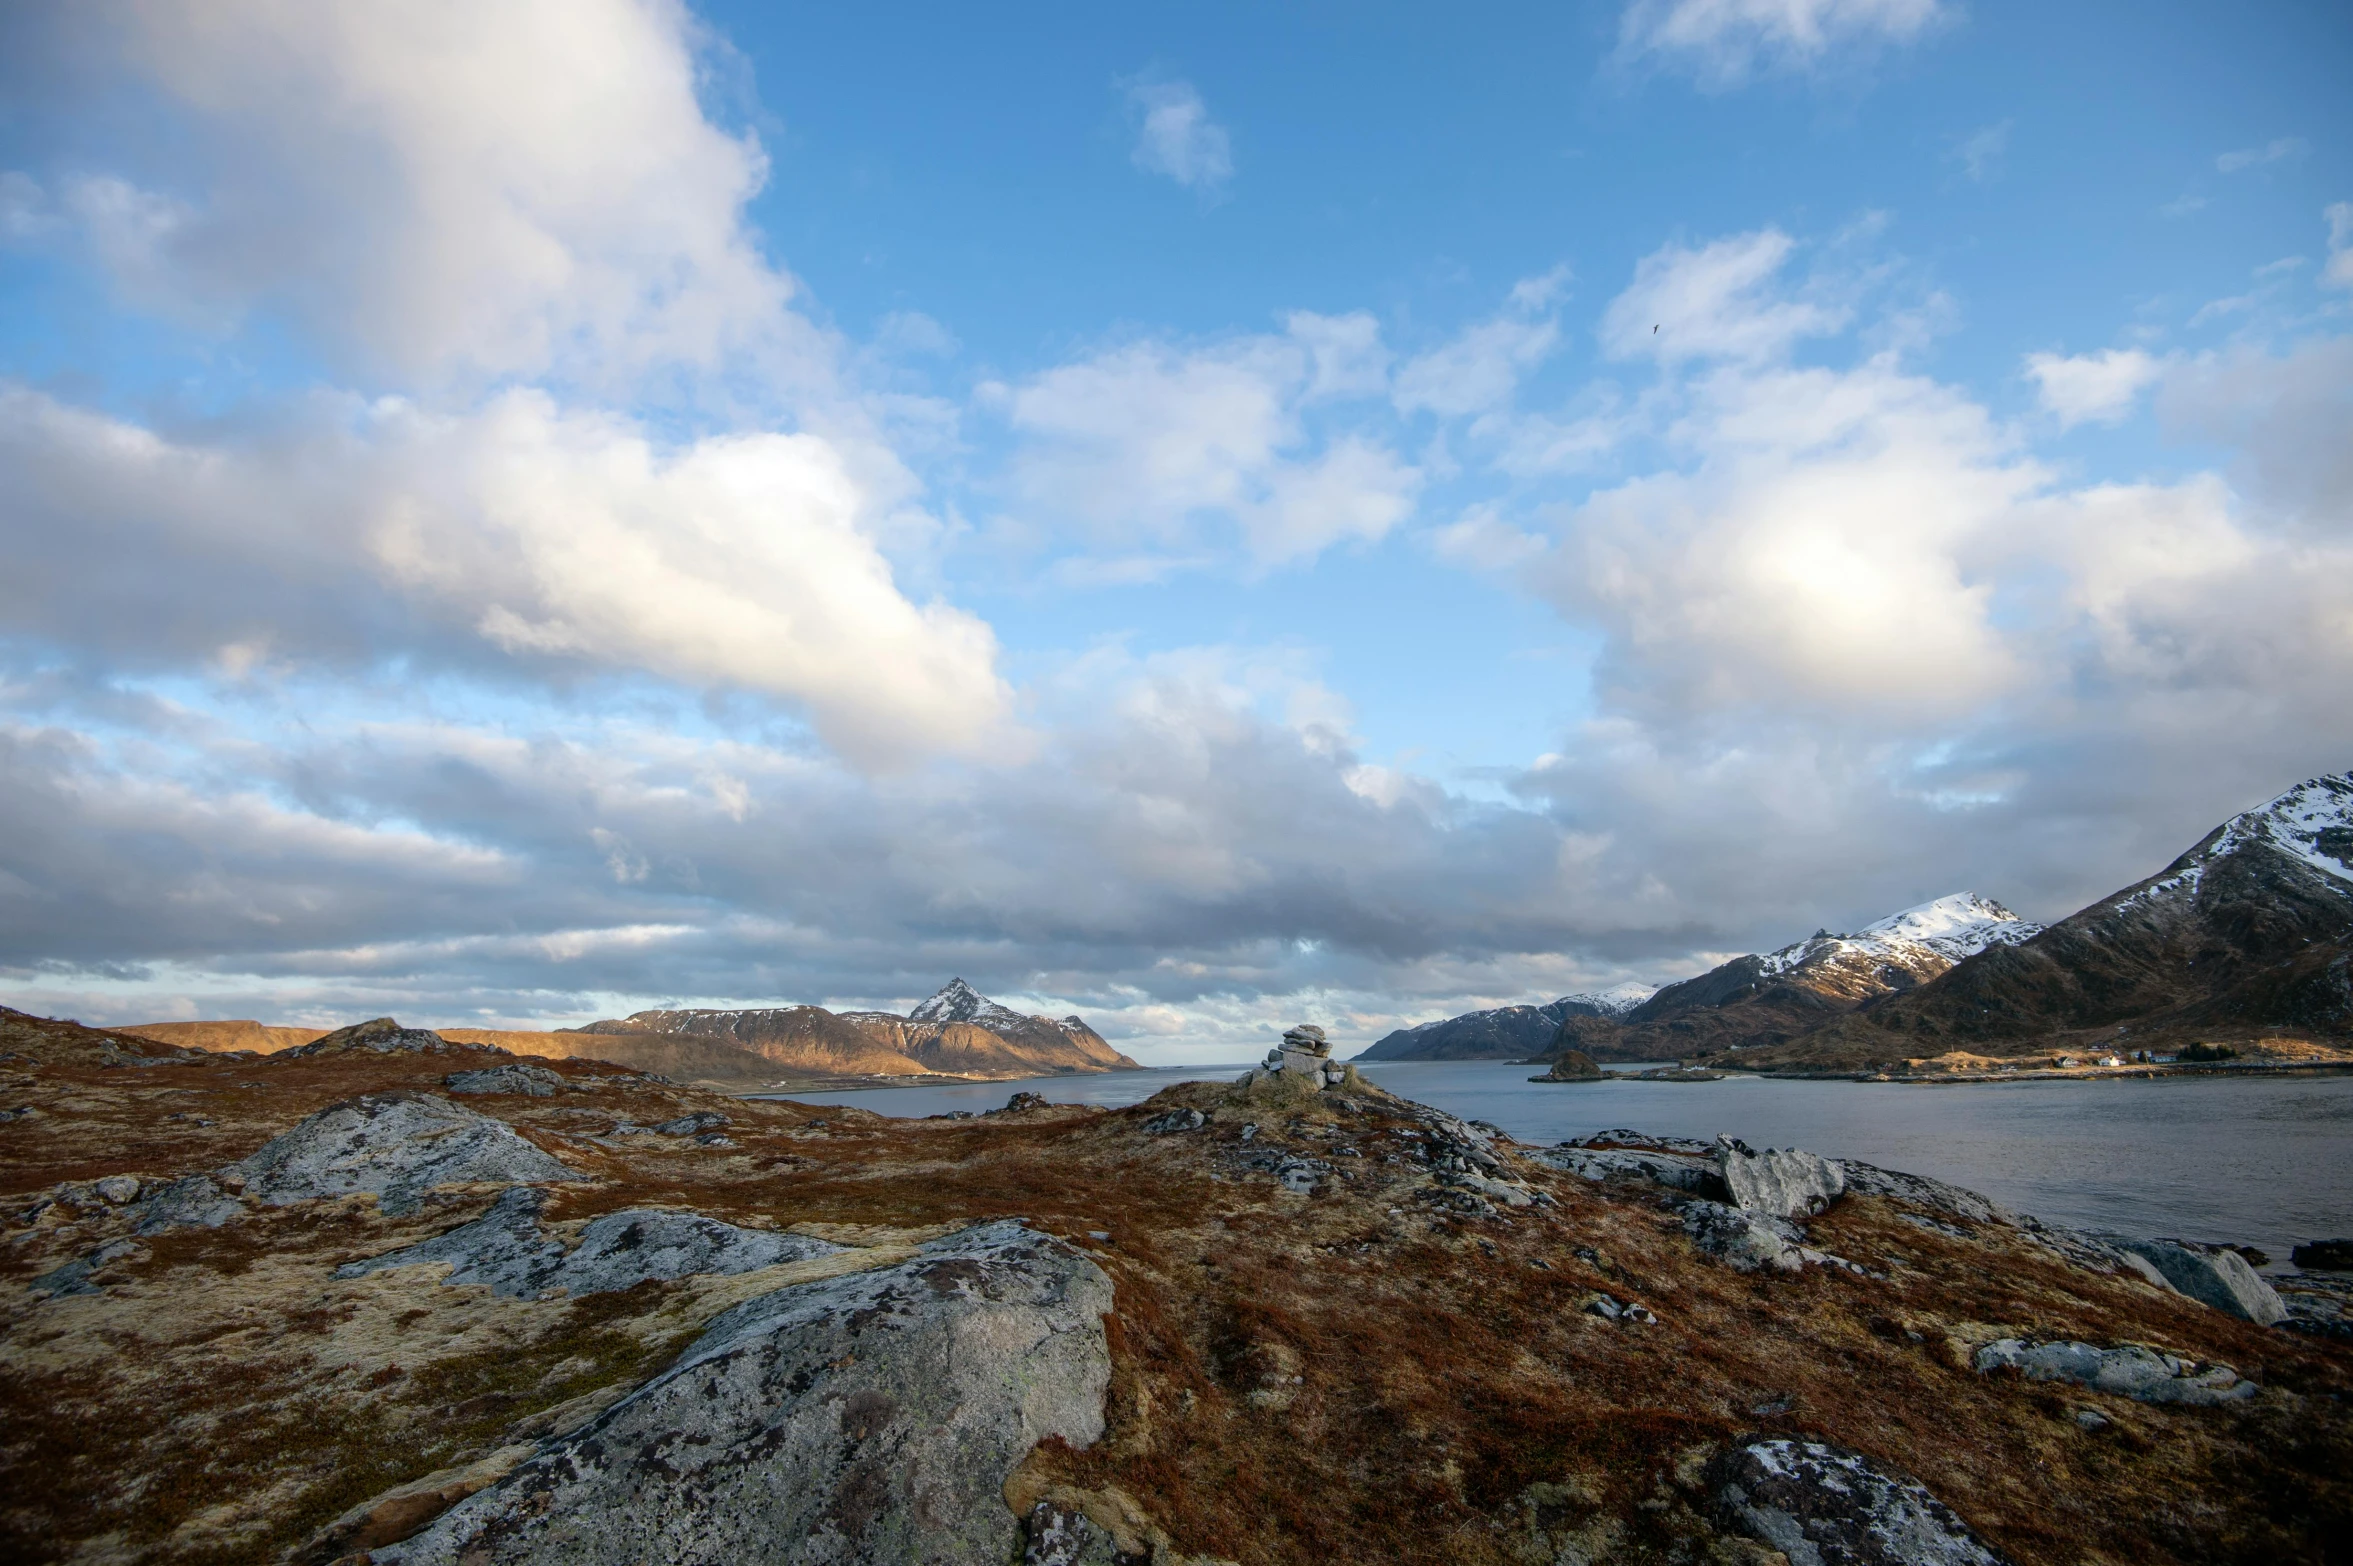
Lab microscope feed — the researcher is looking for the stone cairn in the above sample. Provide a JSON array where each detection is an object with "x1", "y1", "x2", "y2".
[{"x1": 1261, "y1": 1024, "x2": 1349, "y2": 1090}]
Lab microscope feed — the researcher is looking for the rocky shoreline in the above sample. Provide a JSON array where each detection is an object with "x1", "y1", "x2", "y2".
[{"x1": 4, "y1": 1005, "x2": 2348, "y2": 1564}]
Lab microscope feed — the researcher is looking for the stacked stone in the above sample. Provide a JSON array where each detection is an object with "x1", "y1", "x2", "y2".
[{"x1": 1260, "y1": 1024, "x2": 1348, "y2": 1090}]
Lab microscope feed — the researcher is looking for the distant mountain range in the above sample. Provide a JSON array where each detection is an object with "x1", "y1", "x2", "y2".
[
  {"x1": 1371, "y1": 772, "x2": 2353, "y2": 1069},
  {"x1": 1355, "y1": 983, "x2": 1654, "y2": 1062},
  {"x1": 125, "y1": 978, "x2": 1140, "y2": 1085}
]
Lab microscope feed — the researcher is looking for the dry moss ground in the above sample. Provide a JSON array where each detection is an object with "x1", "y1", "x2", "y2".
[{"x1": 1, "y1": 1007, "x2": 2347, "y2": 1565}]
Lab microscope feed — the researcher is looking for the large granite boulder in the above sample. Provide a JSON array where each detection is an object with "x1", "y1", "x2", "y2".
[
  {"x1": 2115, "y1": 1239, "x2": 2287, "y2": 1326},
  {"x1": 227, "y1": 1093, "x2": 576, "y2": 1217},
  {"x1": 445, "y1": 1065, "x2": 566, "y2": 1097},
  {"x1": 126, "y1": 1174, "x2": 244, "y2": 1235},
  {"x1": 1709, "y1": 1438, "x2": 2009, "y2": 1565},
  {"x1": 1683, "y1": 1201, "x2": 1804, "y2": 1274},
  {"x1": 1717, "y1": 1138, "x2": 1846, "y2": 1220},
  {"x1": 373, "y1": 1221, "x2": 1115, "y2": 1566},
  {"x1": 1973, "y1": 1339, "x2": 2256, "y2": 1405},
  {"x1": 335, "y1": 1186, "x2": 842, "y2": 1297}
]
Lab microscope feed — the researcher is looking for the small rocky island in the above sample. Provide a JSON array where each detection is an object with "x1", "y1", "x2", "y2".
[{"x1": 2, "y1": 1004, "x2": 2347, "y2": 1564}]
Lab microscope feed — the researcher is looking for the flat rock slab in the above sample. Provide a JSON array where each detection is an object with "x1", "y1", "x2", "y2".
[
  {"x1": 336, "y1": 1186, "x2": 842, "y2": 1298},
  {"x1": 2116, "y1": 1240, "x2": 2287, "y2": 1325},
  {"x1": 1538, "y1": 1145, "x2": 1726, "y2": 1198},
  {"x1": 1974, "y1": 1339, "x2": 2256, "y2": 1405},
  {"x1": 374, "y1": 1221, "x2": 1114, "y2": 1566},
  {"x1": 1835, "y1": 1162, "x2": 2011, "y2": 1228},
  {"x1": 1711, "y1": 1438, "x2": 2009, "y2": 1566},
  {"x1": 229, "y1": 1092, "x2": 577, "y2": 1217}
]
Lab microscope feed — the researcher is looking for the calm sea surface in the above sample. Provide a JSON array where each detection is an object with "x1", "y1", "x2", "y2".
[{"x1": 767, "y1": 1060, "x2": 2353, "y2": 1268}]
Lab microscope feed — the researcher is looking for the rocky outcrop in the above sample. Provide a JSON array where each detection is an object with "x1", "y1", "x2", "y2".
[
  {"x1": 281, "y1": 1018, "x2": 475, "y2": 1057},
  {"x1": 228, "y1": 1092, "x2": 576, "y2": 1216},
  {"x1": 1709, "y1": 1438, "x2": 2009, "y2": 1566},
  {"x1": 1715, "y1": 1139, "x2": 1846, "y2": 1220},
  {"x1": 125, "y1": 1173, "x2": 243, "y2": 1234},
  {"x1": 1532, "y1": 1049, "x2": 1603, "y2": 1082},
  {"x1": 2294, "y1": 1238, "x2": 2353, "y2": 1269},
  {"x1": 444, "y1": 1064, "x2": 567, "y2": 1096},
  {"x1": 1973, "y1": 1339, "x2": 2257, "y2": 1405},
  {"x1": 335, "y1": 1186, "x2": 840, "y2": 1298},
  {"x1": 2114, "y1": 1239, "x2": 2287, "y2": 1325},
  {"x1": 372, "y1": 1221, "x2": 1114, "y2": 1566},
  {"x1": 1682, "y1": 1202, "x2": 1807, "y2": 1274}
]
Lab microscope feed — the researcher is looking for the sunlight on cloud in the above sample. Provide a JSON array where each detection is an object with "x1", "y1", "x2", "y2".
[{"x1": 1599, "y1": 230, "x2": 1847, "y2": 364}]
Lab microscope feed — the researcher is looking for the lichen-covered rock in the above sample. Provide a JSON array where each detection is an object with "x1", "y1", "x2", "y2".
[
  {"x1": 373, "y1": 1221, "x2": 1114, "y2": 1566},
  {"x1": 445, "y1": 1065, "x2": 566, "y2": 1097},
  {"x1": 29, "y1": 1238, "x2": 140, "y2": 1299},
  {"x1": 1683, "y1": 1201, "x2": 1804, "y2": 1274},
  {"x1": 227, "y1": 1092, "x2": 576, "y2": 1217},
  {"x1": 2115, "y1": 1239, "x2": 2287, "y2": 1325},
  {"x1": 1716, "y1": 1139, "x2": 1846, "y2": 1219},
  {"x1": 1143, "y1": 1107, "x2": 1207, "y2": 1134},
  {"x1": 651, "y1": 1110, "x2": 730, "y2": 1136},
  {"x1": 1973, "y1": 1339, "x2": 2257, "y2": 1405},
  {"x1": 335, "y1": 1186, "x2": 841, "y2": 1297},
  {"x1": 1710, "y1": 1438, "x2": 2009, "y2": 1565},
  {"x1": 1022, "y1": 1500, "x2": 1124, "y2": 1565},
  {"x1": 126, "y1": 1173, "x2": 244, "y2": 1235}
]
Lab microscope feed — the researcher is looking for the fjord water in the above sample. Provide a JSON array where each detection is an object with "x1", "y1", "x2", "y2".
[{"x1": 780, "y1": 1061, "x2": 2353, "y2": 1267}]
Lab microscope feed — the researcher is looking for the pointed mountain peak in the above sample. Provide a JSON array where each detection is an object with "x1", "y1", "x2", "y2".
[
  {"x1": 1860, "y1": 892, "x2": 2027, "y2": 945},
  {"x1": 909, "y1": 978, "x2": 986, "y2": 1023},
  {"x1": 2222, "y1": 773, "x2": 2353, "y2": 885}
]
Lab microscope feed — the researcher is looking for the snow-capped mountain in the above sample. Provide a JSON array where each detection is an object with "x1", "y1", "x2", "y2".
[
  {"x1": 1552, "y1": 982, "x2": 1659, "y2": 1019},
  {"x1": 1747, "y1": 893, "x2": 2041, "y2": 999},
  {"x1": 908, "y1": 977, "x2": 1035, "y2": 1033},
  {"x1": 1739, "y1": 772, "x2": 2353, "y2": 1065}
]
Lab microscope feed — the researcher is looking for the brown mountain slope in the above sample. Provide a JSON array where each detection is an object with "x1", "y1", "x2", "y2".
[
  {"x1": 119, "y1": 1020, "x2": 326, "y2": 1054},
  {"x1": 589, "y1": 1006, "x2": 934, "y2": 1077},
  {"x1": 434, "y1": 1030, "x2": 786, "y2": 1085}
]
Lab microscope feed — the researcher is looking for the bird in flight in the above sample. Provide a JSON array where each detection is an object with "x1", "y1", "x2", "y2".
[{"x1": 1653, "y1": 324, "x2": 1659, "y2": 333}]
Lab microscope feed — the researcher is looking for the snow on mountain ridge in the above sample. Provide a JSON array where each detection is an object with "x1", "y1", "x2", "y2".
[
  {"x1": 1557, "y1": 983, "x2": 1657, "y2": 1018},
  {"x1": 2117, "y1": 772, "x2": 2353, "y2": 911},
  {"x1": 1754, "y1": 891, "x2": 2038, "y2": 979},
  {"x1": 908, "y1": 977, "x2": 1038, "y2": 1032}
]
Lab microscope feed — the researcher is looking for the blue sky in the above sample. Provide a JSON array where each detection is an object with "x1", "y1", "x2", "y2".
[{"x1": 1, "y1": 0, "x2": 2348, "y2": 1060}]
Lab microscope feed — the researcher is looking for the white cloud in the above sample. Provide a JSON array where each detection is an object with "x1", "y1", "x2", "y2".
[
  {"x1": 1618, "y1": 0, "x2": 1949, "y2": 85},
  {"x1": 0, "y1": 386, "x2": 1011, "y2": 766},
  {"x1": 2216, "y1": 137, "x2": 2308, "y2": 174},
  {"x1": 1599, "y1": 229, "x2": 1847, "y2": 364},
  {"x1": 63, "y1": 0, "x2": 799, "y2": 386},
  {"x1": 2024, "y1": 348, "x2": 2163, "y2": 428},
  {"x1": 1124, "y1": 78, "x2": 1233, "y2": 192},
  {"x1": 2327, "y1": 202, "x2": 2353, "y2": 290},
  {"x1": 1394, "y1": 279, "x2": 1565, "y2": 418},
  {"x1": 1002, "y1": 317, "x2": 1419, "y2": 567},
  {"x1": 1953, "y1": 120, "x2": 2012, "y2": 183}
]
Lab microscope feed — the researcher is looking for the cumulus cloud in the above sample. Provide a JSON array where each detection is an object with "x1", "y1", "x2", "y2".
[
  {"x1": 2024, "y1": 347, "x2": 2164, "y2": 428},
  {"x1": 1124, "y1": 78, "x2": 1234, "y2": 192},
  {"x1": 35, "y1": 0, "x2": 797, "y2": 389},
  {"x1": 1618, "y1": 0, "x2": 1950, "y2": 85},
  {"x1": 1000, "y1": 317, "x2": 1420, "y2": 567},
  {"x1": 2327, "y1": 202, "x2": 2353, "y2": 289},
  {"x1": 0, "y1": 386, "x2": 1011, "y2": 766}
]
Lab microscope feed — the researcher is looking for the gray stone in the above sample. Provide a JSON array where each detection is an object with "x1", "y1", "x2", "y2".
[
  {"x1": 1835, "y1": 1162, "x2": 2012, "y2": 1227},
  {"x1": 1710, "y1": 1438, "x2": 2009, "y2": 1566},
  {"x1": 29, "y1": 1238, "x2": 141, "y2": 1300},
  {"x1": 335, "y1": 1186, "x2": 841, "y2": 1298},
  {"x1": 1717, "y1": 1139, "x2": 1846, "y2": 1220},
  {"x1": 373, "y1": 1221, "x2": 1114, "y2": 1566},
  {"x1": 2115, "y1": 1239, "x2": 2288, "y2": 1325},
  {"x1": 1972, "y1": 1339, "x2": 2256, "y2": 1406},
  {"x1": 92, "y1": 1175, "x2": 141, "y2": 1205},
  {"x1": 127, "y1": 1174, "x2": 244, "y2": 1235},
  {"x1": 1142, "y1": 1107, "x2": 1207, "y2": 1134},
  {"x1": 228, "y1": 1092, "x2": 577, "y2": 1217},
  {"x1": 1274, "y1": 1156, "x2": 1325, "y2": 1195},
  {"x1": 445, "y1": 1065, "x2": 566, "y2": 1097},
  {"x1": 1536, "y1": 1145, "x2": 1727, "y2": 1198},
  {"x1": 282, "y1": 1017, "x2": 461, "y2": 1057},
  {"x1": 1022, "y1": 1501, "x2": 1123, "y2": 1566},
  {"x1": 651, "y1": 1110, "x2": 730, "y2": 1136},
  {"x1": 1682, "y1": 1201, "x2": 1804, "y2": 1274}
]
